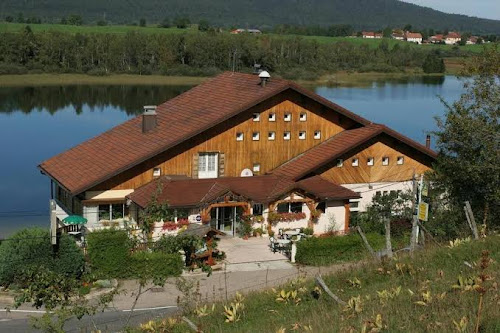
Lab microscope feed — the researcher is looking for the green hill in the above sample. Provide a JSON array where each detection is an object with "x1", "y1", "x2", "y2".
[{"x1": 1, "y1": 0, "x2": 499, "y2": 34}]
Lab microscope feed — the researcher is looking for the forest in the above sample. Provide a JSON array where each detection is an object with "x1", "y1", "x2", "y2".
[
  {"x1": 1, "y1": 0, "x2": 500, "y2": 33},
  {"x1": 0, "y1": 28, "x2": 468, "y2": 78}
]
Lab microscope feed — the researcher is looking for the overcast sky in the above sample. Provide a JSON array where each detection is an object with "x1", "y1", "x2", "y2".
[{"x1": 402, "y1": 0, "x2": 499, "y2": 20}]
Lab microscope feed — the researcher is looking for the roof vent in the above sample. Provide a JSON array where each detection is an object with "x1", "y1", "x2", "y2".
[
  {"x1": 142, "y1": 105, "x2": 157, "y2": 133},
  {"x1": 259, "y1": 70, "x2": 270, "y2": 87},
  {"x1": 426, "y1": 134, "x2": 431, "y2": 149}
]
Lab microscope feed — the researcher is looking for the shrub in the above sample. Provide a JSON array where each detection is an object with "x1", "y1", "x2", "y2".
[
  {"x1": 86, "y1": 229, "x2": 131, "y2": 278},
  {"x1": 130, "y1": 251, "x2": 183, "y2": 281},
  {"x1": 0, "y1": 63, "x2": 28, "y2": 74},
  {"x1": 0, "y1": 228, "x2": 84, "y2": 286},
  {"x1": 295, "y1": 233, "x2": 385, "y2": 266},
  {"x1": 422, "y1": 53, "x2": 445, "y2": 73}
]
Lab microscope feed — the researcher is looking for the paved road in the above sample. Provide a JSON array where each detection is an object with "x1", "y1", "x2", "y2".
[{"x1": 0, "y1": 307, "x2": 178, "y2": 332}]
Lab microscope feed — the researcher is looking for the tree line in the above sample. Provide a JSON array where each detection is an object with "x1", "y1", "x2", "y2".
[{"x1": 0, "y1": 27, "x2": 463, "y2": 78}]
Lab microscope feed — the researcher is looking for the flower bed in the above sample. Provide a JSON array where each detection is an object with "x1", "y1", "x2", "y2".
[
  {"x1": 268, "y1": 212, "x2": 307, "y2": 225},
  {"x1": 161, "y1": 218, "x2": 189, "y2": 231}
]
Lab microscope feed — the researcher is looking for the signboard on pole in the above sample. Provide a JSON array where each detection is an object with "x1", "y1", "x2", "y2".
[
  {"x1": 418, "y1": 202, "x2": 429, "y2": 222},
  {"x1": 421, "y1": 182, "x2": 429, "y2": 197}
]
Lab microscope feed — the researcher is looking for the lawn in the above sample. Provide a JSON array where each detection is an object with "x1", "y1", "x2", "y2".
[{"x1": 138, "y1": 235, "x2": 500, "y2": 332}]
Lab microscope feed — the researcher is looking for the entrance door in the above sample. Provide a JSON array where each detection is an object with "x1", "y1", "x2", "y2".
[{"x1": 198, "y1": 153, "x2": 218, "y2": 179}]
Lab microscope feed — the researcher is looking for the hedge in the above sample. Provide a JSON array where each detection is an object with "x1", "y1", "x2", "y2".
[
  {"x1": 130, "y1": 252, "x2": 183, "y2": 281},
  {"x1": 86, "y1": 229, "x2": 131, "y2": 278},
  {"x1": 295, "y1": 233, "x2": 386, "y2": 266},
  {"x1": 0, "y1": 228, "x2": 85, "y2": 286}
]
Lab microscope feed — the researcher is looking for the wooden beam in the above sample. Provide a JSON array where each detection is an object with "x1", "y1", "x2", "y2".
[{"x1": 344, "y1": 201, "x2": 350, "y2": 231}]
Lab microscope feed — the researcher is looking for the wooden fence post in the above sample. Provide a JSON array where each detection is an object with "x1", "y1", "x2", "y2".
[
  {"x1": 464, "y1": 201, "x2": 479, "y2": 239},
  {"x1": 356, "y1": 226, "x2": 377, "y2": 260}
]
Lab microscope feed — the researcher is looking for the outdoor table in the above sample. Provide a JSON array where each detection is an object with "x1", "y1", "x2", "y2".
[
  {"x1": 276, "y1": 239, "x2": 291, "y2": 245},
  {"x1": 284, "y1": 230, "x2": 300, "y2": 237}
]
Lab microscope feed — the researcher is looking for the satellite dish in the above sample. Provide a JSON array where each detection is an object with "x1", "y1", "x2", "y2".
[{"x1": 240, "y1": 169, "x2": 254, "y2": 177}]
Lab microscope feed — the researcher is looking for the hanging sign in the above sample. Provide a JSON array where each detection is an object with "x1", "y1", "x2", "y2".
[
  {"x1": 421, "y1": 182, "x2": 429, "y2": 197},
  {"x1": 418, "y1": 202, "x2": 429, "y2": 221}
]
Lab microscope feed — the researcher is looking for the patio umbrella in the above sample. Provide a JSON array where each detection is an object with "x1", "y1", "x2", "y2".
[{"x1": 62, "y1": 215, "x2": 87, "y2": 225}]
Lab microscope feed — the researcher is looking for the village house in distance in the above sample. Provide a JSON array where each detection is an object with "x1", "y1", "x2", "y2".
[{"x1": 39, "y1": 72, "x2": 436, "y2": 236}]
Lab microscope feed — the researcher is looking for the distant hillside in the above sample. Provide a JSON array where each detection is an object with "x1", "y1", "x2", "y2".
[{"x1": 1, "y1": 0, "x2": 499, "y2": 34}]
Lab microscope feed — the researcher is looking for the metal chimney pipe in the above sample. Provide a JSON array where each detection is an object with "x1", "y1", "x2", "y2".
[
  {"x1": 426, "y1": 134, "x2": 431, "y2": 148},
  {"x1": 142, "y1": 105, "x2": 157, "y2": 133}
]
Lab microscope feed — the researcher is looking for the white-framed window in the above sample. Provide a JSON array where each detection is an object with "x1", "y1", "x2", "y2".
[
  {"x1": 253, "y1": 163, "x2": 261, "y2": 172},
  {"x1": 382, "y1": 157, "x2": 389, "y2": 166},
  {"x1": 268, "y1": 131, "x2": 275, "y2": 141},
  {"x1": 352, "y1": 158, "x2": 359, "y2": 167},
  {"x1": 367, "y1": 157, "x2": 374, "y2": 166},
  {"x1": 298, "y1": 131, "x2": 306, "y2": 140},
  {"x1": 284, "y1": 132, "x2": 291, "y2": 140},
  {"x1": 397, "y1": 156, "x2": 404, "y2": 165},
  {"x1": 314, "y1": 130, "x2": 321, "y2": 139},
  {"x1": 299, "y1": 112, "x2": 307, "y2": 121},
  {"x1": 153, "y1": 167, "x2": 161, "y2": 177},
  {"x1": 252, "y1": 113, "x2": 260, "y2": 122},
  {"x1": 336, "y1": 159, "x2": 343, "y2": 167},
  {"x1": 268, "y1": 112, "x2": 276, "y2": 122},
  {"x1": 236, "y1": 132, "x2": 244, "y2": 141},
  {"x1": 198, "y1": 152, "x2": 218, "y2": 179},
  {"x1": 252, "y1": 132, "x2": 260, "y2": 141},
  {"x1": 284, "y1": 113, "x2": 292, "y2": 122}
]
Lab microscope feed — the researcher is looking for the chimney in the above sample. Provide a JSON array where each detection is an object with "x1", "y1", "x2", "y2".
[
  {"x1": 259, "y1": 70, "x2": 270, "y2": 87},
  {"x1": 142, "y1": 105, "x2": 157, "y2": 133},
  {"x1": 425, "y1": 134, "x2": 431, "y2": 149}
]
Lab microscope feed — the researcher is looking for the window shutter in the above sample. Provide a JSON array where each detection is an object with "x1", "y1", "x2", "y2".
[
  {"x1": 192, "y1": 154, "x2": 199, "y2": 179},
  {"x1": 218, "y1": 153, "x2": 225, "y2": 177}
]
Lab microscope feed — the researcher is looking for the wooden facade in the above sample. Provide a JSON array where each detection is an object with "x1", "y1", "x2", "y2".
[
  {"x1": 90, "y1": 90, "x2": 358, "y2": 191},
  {"x1": 319, "y1": 135, "x2": 432, "y2": 184}
]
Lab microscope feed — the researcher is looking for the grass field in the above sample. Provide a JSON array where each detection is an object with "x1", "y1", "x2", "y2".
[
  {"x1": 0, "y1": 22, "x2": 487, "y2": 53},
  {"x1": 137, "y1": 235, "x2": 500, "y2": 332}
]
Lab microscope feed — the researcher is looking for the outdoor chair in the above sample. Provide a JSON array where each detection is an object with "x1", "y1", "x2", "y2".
[
  {"x1": 278, "y1": 228, "x2": 284, "y2": 239},
  {"x1": 269, "y1": 236, "x2": 277, "y2": 253}
]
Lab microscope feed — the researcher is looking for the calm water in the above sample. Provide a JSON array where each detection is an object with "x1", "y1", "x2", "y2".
[{"x1": 0, "y1": 76, "x2": 465, "y2": 237}]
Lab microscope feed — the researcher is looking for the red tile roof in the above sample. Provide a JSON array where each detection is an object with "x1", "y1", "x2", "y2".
[
  {"x1": 406, "y1": 32, "x2": 423, "y2": 39},
  {"x1": 270, "y1": 123, "x2": 437, "y2": 181},
  {"x1": 128, "y1": 175, "x2": 359, "y2": 208},
  {"x1": 39, "y1": 72, "x2": 370, "y2": 195}
]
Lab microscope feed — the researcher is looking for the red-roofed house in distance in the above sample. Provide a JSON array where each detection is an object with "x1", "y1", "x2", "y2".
[
  {"x1": 405, "y1": 32, "x2": 423, "y2": 44},
  {"x1": 39, "y1": 72, "x2": 436, "y2": 237},
  {"x1": 445, "y1": 32, "x2": 461, "y2": 45}
]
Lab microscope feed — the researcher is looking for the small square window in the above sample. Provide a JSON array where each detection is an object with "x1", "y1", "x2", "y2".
[
  {"x1": 314, "y1": 130, "x2": 321, "y2": 139},
  {"x1": 397, "y1": 156, "x2": 404, "y2": 165},
  {"x1": 382, "y1": 157, "x2": 389, "y2": 166},
  {"x1": 268, "y1": 131, "x2": 275, "y2": 141},
  {"x1": 367, "y1": 157, "x2": 374, "y2": 166},
  {"x1": 336, "y1": 159, "x2": 343, "y2": 167},
  {"x1": 253, "y1": 163, "x2": 260, "y2": 172},
  {"x1": 268, "y1": 112, "x2": 276, "y2": 122},
  {"x1": 352, "y1": 158, "x2": 359, "y2": 167},
  {"x1": 252, "y1": 113, "x2": 260, "y2": 122},
  {"x1": 236, "y1": 132, "x2": 244, "y2": 141},
  {"x1": 153, "y1": 167, "x2": 161, "y2": 177},
  {"x1": 299, "y1": 112, "x2": 307, "y2": 121},
  {"x1": 252, "y1": 132, "x2": 260, "y2": 141},
  {"x1": 298, "y1": 131, "x2": 306, "y2": 140},
  {"x1": 284, "y1": 113, "x2": 292, "y2": 122},
  {"x1": 284, "y1": 132, "x2": 291, "y2": 140}
]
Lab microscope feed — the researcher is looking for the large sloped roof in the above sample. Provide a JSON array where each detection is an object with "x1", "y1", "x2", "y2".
[
  {"x1": 39, "y1": 72, "x2": 370, "y2": 195},
  {"x1": 128, "y1": 175, "x2": 359, "y2": 208},
  {"x1": 270, "y1": 123, "x2": 437, "y2": 181}
]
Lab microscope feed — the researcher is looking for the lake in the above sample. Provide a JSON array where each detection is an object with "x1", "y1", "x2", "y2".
[{"x1": 0, "y1": 76, "x2": 465, "y2": 238}]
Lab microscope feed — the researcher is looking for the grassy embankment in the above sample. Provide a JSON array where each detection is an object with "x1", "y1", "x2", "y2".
[{"x1": 138, "y1": 235, "x2": 500, "y2": 332}]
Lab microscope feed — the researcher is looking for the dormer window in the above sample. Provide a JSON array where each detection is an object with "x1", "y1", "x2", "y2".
[
  {"x1": 252, "y1": 132, "x2": 260, "y2": 141},
  {"x1": 382, "y1": 157, "x2": 389, "y2": 166},
  {"x1": 298, "y1": 131, "x2": 306, "y2": 140},
  {"x1": 236, "y1": 132, "x2": 244, "y2": 141},
  {"x1": 299, "y1": 112, "x2": 307, "y2": 121},
  {"x1": 253, "y1": 113, "x2": 260, "y2": 122},
  {"x1": 336, "y1": 159, "x2": 343, "y2": 167},
  {"x1": 314, "y1": 130, "x2": 321, "y2": 139},
  {"x1": 397, "y1": 156, "x2": 404, "y2": 165},
  {"x1": 268, "y1": 112, "x2": 276, "y2": 122},
  {"x1": 268, "y1": 131, "x2": 275, "y2": 141},
  {"x1": 367, "y1": 157, "x2": 374, "y2": 166},
  {"x1": 284, "y1": 132, "x2": 291, "y2": 140},
  {"x1": 153, "y1": 167, "x2": 161, "y2": 177},
  {"x1": 284, "y1": 113, "x2": 292, "y2": 122},
  {"x1": 352, "y1": 158, "x2": 359, "y2": 167},
  {"x1": 253, "y1": 163, "x2": 261, "y2": 172}
]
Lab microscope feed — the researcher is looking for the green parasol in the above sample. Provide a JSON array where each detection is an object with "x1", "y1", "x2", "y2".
[{"x1": 62, "y1": 215, "x2": 87, "y2": 225}]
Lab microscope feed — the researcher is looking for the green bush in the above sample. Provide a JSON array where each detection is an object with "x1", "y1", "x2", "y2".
[
  {"x1": 86, "y1": 229, "x2": 131, "y2": 278},
  {"x1": 0, "y1": 228, "x2": 85, "y2": 286},
  {"x1": 295, "y1": 233, "x2": 385, "y2": 266},
  {"x1": 130, "y1": 251, "x2": 183, "y2": 281}
]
